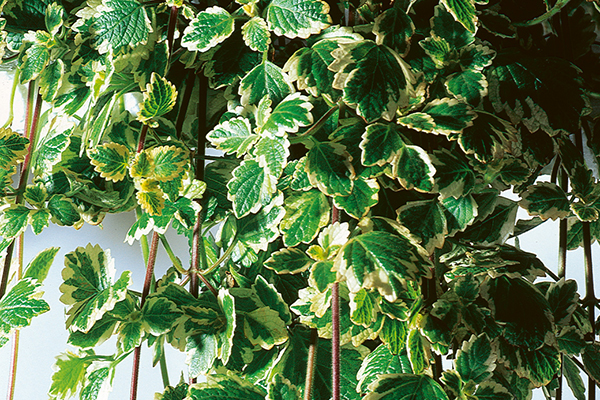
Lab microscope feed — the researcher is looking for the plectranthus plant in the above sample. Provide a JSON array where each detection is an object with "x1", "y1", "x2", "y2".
[{"x1": 1, "y1": 0, "x2": 600, "y2": 399}]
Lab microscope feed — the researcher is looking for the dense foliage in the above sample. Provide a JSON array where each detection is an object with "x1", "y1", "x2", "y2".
[{"x1": 1, "y1": 0, "x2": 600, "y2": 399}]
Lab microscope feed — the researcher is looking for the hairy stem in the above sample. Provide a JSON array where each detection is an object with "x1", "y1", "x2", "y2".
[
  {"x1": 331, "y1": 205, "x2": 340, "y2": 400},
  {"x1": 304, "y1": 329, "x2": 319, "y2": 400},
  {"x1": 130, "y1": 232, "x2": 160, "y2": 400},
  {"x1": 6, "y1": 234, "x2": 24, "y2": 400}
]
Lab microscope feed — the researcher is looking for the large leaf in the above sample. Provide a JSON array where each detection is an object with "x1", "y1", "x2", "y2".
[
  {"x1": 519, "y1": 182, "x2": 571, "y2": 221},
  {"x1": 242, "y1": 17, "x2": 271, "y2": 53},
  {"x1": 373, "y1": 3, "x2": 414, "y2": 55},
  {"x1": 393, "y1": 145, "x2": 435, "y2": 192},
  {"x1": 364, "y1": 374, "x2": 449, "y2": 400},
  {"x1": 440, "y1": 0, "x2": 478, "y2": 33},
  {"x1": 265, "y1": 247, "x2": 314, "y2": 274},
  {"x1": 60, "y1": 244, "x2": 131, "y2": 332},
  {"x1": 334, "y1": 177, "x2": 379, "y2": 220},
  {"x1": 265, "y1": 0, "x2": 331, "y2": 39},
  {"x1": 431, "y1": 149, "x2": 476, "y2": 199},
  {"x1": 357, "y1": 344, "x2": 409, "y2": 394},
  {"x1": 397, "y1": 98, "x2": 475, "y2": 136},
  {"x1": 489, "y1": 55, "x2": 588, "y2": 135},
  {"x1": 187, "y1": 374, "x2": 266, "y2": 400},
  {"x1": 239, "y1": 61, "x2": 294, "y2": 106},
  {"x1": 0, "y1": 204, "x2": 30, "y2": 239},
  {"x1": 461, "y1": 197, "x2": 518, "y2": 245},
  {"x1": 360, "y1": 123, "x2": 404, "y2": 167},
  {"x1": 455, "y1": 333, "x2": 495, "y2": 384},
  {"x1": 396, "y1": 199, "x2": 447, "y2": 254},
  {"x1": 181, "y1": 6, "x2": 235, "y2": 52},
  {"x1": 0, "y1": 279, "x2": 50, "y2": 339},
  {"x1": 86, "y1": 0, "x2": 152, "y2": 53},
  {"x1": 258, "y1": 93, "x2": 314, "y2": 137},
  {"x1": 280, "y1": 189, "x2": 329, "y2": 247},
  {"x1": 337, "y1": 231, "x2": 432, "y2": 302},
  {"x1": 23, "y1": 247, "x2": 60, "y2": 283},
  {"x1": 330, "y1": 40, "x2": 413, "y2": 122}
]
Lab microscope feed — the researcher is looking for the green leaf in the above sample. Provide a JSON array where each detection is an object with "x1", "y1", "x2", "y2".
[
  {"x1": 39, "y1": 59, "x2": 64, "y2": 102},
  {"x1": 0, "y1": 278, "x2": 49, "y2": 337},
  {"x1": 228, "y1": 159, "x2": 277, "y2": 218},
  {"x1": 407, "y1": 330, "x2": 427, "y2": 374},
  {"x1": 482, "y1": 276, "x2": 553, "y2": 349},
  {"x1": 519, "y1": 182, "x2": 571, "y2": 221},
  {"x1": 349, "y1": 288, "x2": 377, "y2": 326},
  {"x1": 441, "y1": 0, "x2": 478, "y2": 33},
  {"x1": 148, "y1": 145, "x2": 187, "y2": 182},
  {"x1": 330, "y1": 40, "x2": 414, "y2": 122},
  {"x1": 398, "y1": 98, "x2": 475, "y2": 136},
  {"x1": 45, "y1": 2, "x2": 65, "y2": 35},
  {"x1": 29, "y1": 207, "x2": 50, "y2": 234},
  {"x1": 136, "y1": 180, "x2": 165, "y2": 216},
  {"x1": 563, "y1": 356, "x2": 586, "y2": 400},
  {"x1": 23, "y1": 247, "x2": 60, "y2": 283},
  {"x1": 431, "y1": 7, "x2": 474, "y2": 49},
  {"x1": 155, "y1": 382, "x2": 189, "y2": 400},
  {"x1": 239, "y1": 61, "x2": 294, "y2": 107},
  {"x1": 141, "y1": 296, "x2": 183, "y2": 335},
  {"x1": 431, "y1": 149, "x2": 476, "y2": 199},
  {"x1": 60, "y1": 244, "x2": 131, "y2": 332},
  {"x1": 267, "y1": 375, "x2": 302, "y2": 400},
  {"x1": 259, "y1": 93, "x2": 314, "y2": 137},
  {"x1": 242, "y1": 17, "x2": 271, "y2": 53},
  {"x1": 265, "y1": 0, "x2": 331, "y2": 39},
  {"x1": 0, "y1": 204, "x2": 30, "y2": 238},
  {"x1": 460, "y1": 44, "x2": 496, "y2": 71},
  {"x1": 472, "y1": 381, "x2": 513, "y2": 400},
  {"x1": 218, "y1": 289, "x2": 236, "y2": 364},
  {"x1": 461, "y1": 197, "x2": 518, "y2": 245},
  {"x1": 455, "y1": 333, "x2": 495, "y2": 384},
  {"x1": 334, "y1": 177, "x2": 379, "y2": 219},
  {"x1": 442, "y1": 195, "x2": 478, "y2": 235},
  {"x1": 88, "y1": 0, "x2": 151, "y2": 54},
  {"x1": 255, "y1": 135, "x2": 290, "y2": 178},
  {"x1": 80, "y1": 367, "x2": 112, "y2": 400},
  {"x1": 364, "y1": 374, "x2": 449, "y2": 400},
  {"x1": 360, "y1": 123, "x2": 404, "y2": 167},
  {"x1": 357, "y1": 344, "x2": 409, "y2": 394},
  {"x1": 47, "y1": 194, "x2": 82, "y2": 227},
  {"x1": 571, "y1": 202, "x2": 599, "y2": 222},
  {"x1": 337, "y1": 231, "x2": 432, "y2": 302},
  {"x1": 305, "y1": 141, "x2": 354, "y2": 196},
  {"x1": 396, "y1": 199, "x2": 447, "y2": 254},
  {"x1": 237, "y1": 202, "x2": 286, "y2": 252},
  {"x1": 489, "y1": 55, "x2": 588, "y2": 135},
  {"x1": 0, "y1": 128, "x2": 29, "y2": 171},
  {"x1": 373, "y1": 3, "x2": 414, "y2": 55},
  {"x1": 181, "y1": 6, "x2": 235, "y2": 52},
  {"x1": 88, "y1": 143, "x2": 131, "y2": 182},
  {"x1": 207, "y1": 117, "x2": 257, "y2": 157},
  {"x1": 582, "y1": 342, "x2": 600, "y2": 386},
  {"x1": 419, "y1": 36, "x2": 452, "y2": 68},
  {"x1": 280, "y1": 189, "x2": 329, "y2": 247},
  {"x1": 137, "y1": 73, "x2": 178, "y2": 128},
  {"x1": 445, "y1": 70, "x2": 487, "y2": 106},
  {"x1": 18, "y1": 42, "x2": 49, "y2": 84},
  {"x1": 265, "y1": 247, "x2": 314, "y2": 274},
  {"x1": 49, "y1": 351, "x2": 90, "y2": 399},
  {"x1": 394, "y1": 145, "x2": 435, "y2": 192},
  {"x1": 187, "y1": 374, "x2": 266, "y2": 400}
]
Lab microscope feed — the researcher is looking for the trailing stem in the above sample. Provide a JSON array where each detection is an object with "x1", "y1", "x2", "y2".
[
  {"x1": 130, "y1": 232, "x2": 160, "y2": 400},
  {"x1": 304, "y1": 329, "x2": 319, "y2": 400},
  {"x1": 0, "y1": 84, "x2": 42, "y2": 300},
  {"x1": 331, "y1": 206, "x2": 340, "y2": 400}
]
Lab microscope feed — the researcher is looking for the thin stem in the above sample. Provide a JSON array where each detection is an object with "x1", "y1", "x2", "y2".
[
  {"x1": 175, "y1": 72, "x2": 196, "y2": 139},
  {"x1": 159, "y1": 345, "x2": 170, "y2": 388},
  {"x1": 201, "y1": 237, "x2": 237, "y2": 275},
  {"x1": 304, "y1": 329, "x2": 319, "y2": 400},
  {"x1": 167, "y1": 6, "x2": 179, "y2": 58},
  {"x1": 331, "y1": 205, "x2": 340, "y2": 400},
  {"x1": 2, "y1": 70, "x2": 20, "y2": 129},
  {"x1": 582, "y1": 222, "x2": 596, "y2": 400},
  {"x1": 558, "y1": 169, "x2": 568, "y2": 280},
  {"x1": 159, "y1": 235, "x2": 186, "y2": 274},
  {"x1": 130, "y1": 347, "x2": 142, "y2": 400},
  {"x1": 289, "y1": 104, "x2": 339, "y2": 143},
  {"x1": 6, "y1": 234, "x2": 23, "y2": 400}
]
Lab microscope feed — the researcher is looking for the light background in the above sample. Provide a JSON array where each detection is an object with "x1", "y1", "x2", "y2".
[{"x1": 0, "y1": 69, "x2": 599, "y2": 399}]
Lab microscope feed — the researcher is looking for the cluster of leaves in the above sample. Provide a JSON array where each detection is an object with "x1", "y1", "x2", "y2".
[{"x1": 2, "y1": 0, "x2": 600, "y2": 399}]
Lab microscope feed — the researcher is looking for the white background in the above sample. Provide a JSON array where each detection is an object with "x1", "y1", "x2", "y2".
[{"x1": 0, "y1": 70, "x2": 599, "y2": 399}]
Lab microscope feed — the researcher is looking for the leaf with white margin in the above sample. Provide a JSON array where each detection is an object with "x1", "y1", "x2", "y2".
[
  {"x1": 181, "y1": 6, "x2": 235, "y2": 52},
  {"x1": 393, "y1": 145, "x2": 435, "y2": 193},
  {"x1": 227, "y1": 159, "x2": 278, "y2": 218},
  {"x1": 258, "y1": 93, "x2": 314, "y2": 137},
  {"x1": 60, "y1": 244, "x2": 131, "y2": 332},
  {"x1": 519, "y1": 182, "x2": 571, "y2": 221},
  {"x1": 239, "y1": 61, "x2": 294, "y2": 106},
  {"x1": 455, "y1": 333, "x2": 495, "y2": 384},
  {"x1": 364, "y1": 374, "x2": 448, "y2": 400},
  {"x1": 265, "y1": 0, "x2": 331, "y2": 39},
  {"x1": 397, "y1": 199, "x2": 448, "y2": 255},
  {"x1": 334, "y1": 177, "x2": 379, "y2": 220},
  {"x1": 242, "y1": 17, "x2": 271, "y2": 52},
  {"x1": 207, "y1": 117, "x2": 258, "y2": 157},
  {"x1": 336, "y1": 230, "x2": 432, "y2": 302},
  {"x1": 137, "y1": 73, "x2": 178, "y2": 128},
  {"x1": 280, "y1": 189, "x2": 330, "y2": 247},
  {"x1": 0, "y1": 279, "x2": 50, "y2": 339},
  {"x1": 305, "y1": 141, "x2": 354, "y2": 196}
]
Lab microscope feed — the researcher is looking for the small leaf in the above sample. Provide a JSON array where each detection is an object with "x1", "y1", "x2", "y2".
[
  {"x1": 431, "y1": 149, "x2": 476, "y2": 199},
  {"x1": 396, "y1": 199, "x2": 447, "y2": 254},
  {"x1": 88, "y1": 143, "x2": 131, "y2": 182},
  {"x1": 265, "y1": 247, "x2": 314, "y2": 274},
  {"x1": 360, "y1": 123, "x2": 404, "y2": 167},
  {"x1": 373, "y1": 3, "x2": 414, "y2": 55},
  {"x1": 461, "y1": 197, "x2": 518, "y2": 245},
  {"x1": 440, "y1": 0, "x2": 478, "y2": 33},
  {"x1": 407, "y1": 330, "x2": 427, "y2": 374},
  {"x1": 334, "y1": 177, "x2": 379, "y2": 219},
  {"x1": 187, "y1": 374, "x2": 266, "y2": 400},
  {"x1": 0, "y1": 279, "x2": 50, "y2": 337},
  {"x1": 148, "y1": 146, "x2": 187, "y2": 182},
  {"x1": 265, "y1": 0, "x2": 331, "y2": 39},
  {"x1": 305, "y1": 141, "x2": 354, "y2": 196},
  {"x1": 137, "y1": 73, "x2": 178, "y2": 128},
  {"x1": 259, "y1": 93, "x2": 314, "y2": 137},
  {"x1": 181, "y1": 6, "x2": 235, "y2": 52},
  {"x1": 0, "y1": 128, "x2": 29, "y2": 171},
  {"x1": 0, "y1": 204, "x2": 30, "y2": 238},
  {"x1": 455, "y1": 333, "x2": 495, "y2": 384},
  {"x1": 227, "y1": 159, "x2": 277, "y2": 218},
  {"x1": 445, "y1": 70, "x2": 487, "y2": 106},
  {"x1": 398, "y1": 98, "x2": 475, "y2": 136},
  {"x1": 393, "y1": 145, "x2": 435, "y2": 192},
  {"x1": 141, "y1": 296, "x2": 183, "y2": 335},
  {"x1": 563, "y1": 356, "x2": 586, "y2": 400},
  {"x1": 242, "y1": 17, "x2": 271, "y2": 52},
  {"x1": 49, "y1": 351, "x2": 90, "y2": 399},
  {"x1": 207, "y1": 117, "x2": 257, "y2": 157},
  {"x1": 442, "y1": 195, "x2": 478, "y2": 234},
  {"x1": 136, "y1": 179, "x2": 166, "y2": 216},
  {"x1": 267, "y1": 375, "x2": 302, "y2": 400},
  {"x1": 357, "y1": 344, "x2": 409, "y2": 394},
  {"x1": 23, "y1": 247, "x2": 60, "y2": 283},
  {"x1": 582, "y1": 342, "x2": 600, "y2": 385}
]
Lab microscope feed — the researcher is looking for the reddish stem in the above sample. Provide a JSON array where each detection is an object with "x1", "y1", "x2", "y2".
[{"x1": 331, "y1": 205, "x2": 340, "y2": 400}]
